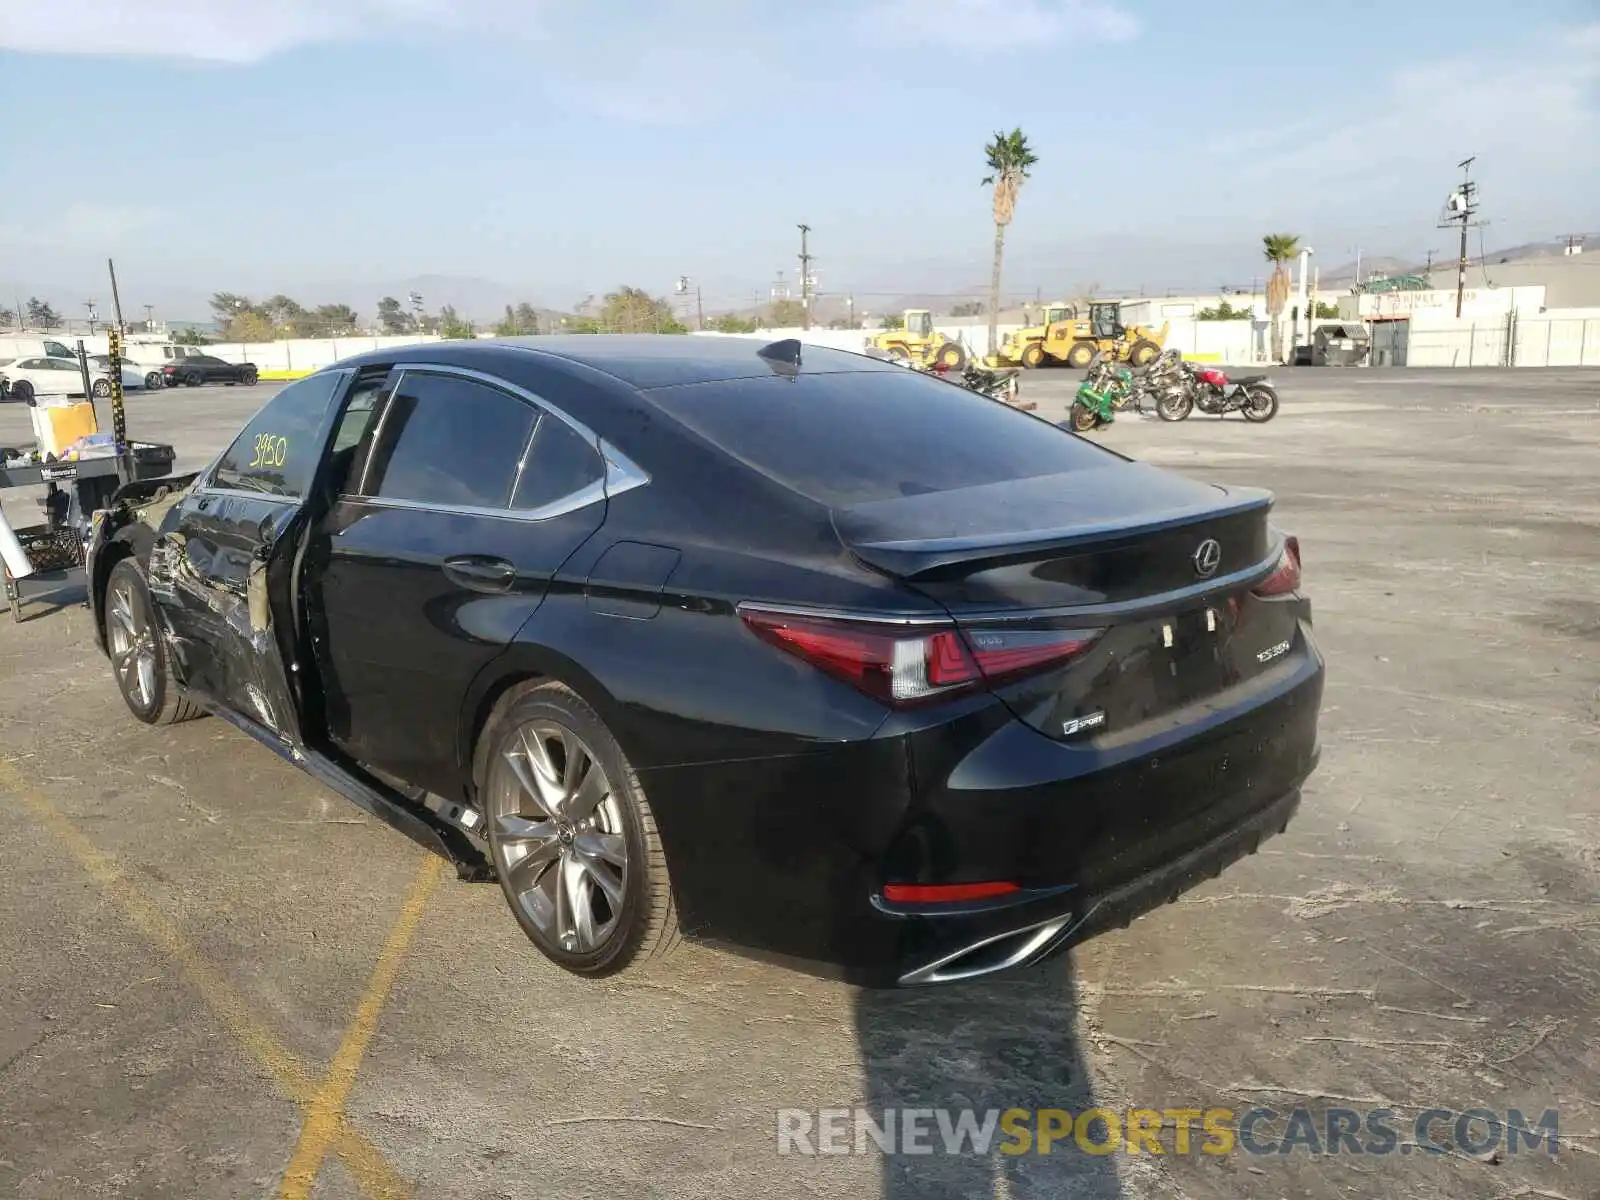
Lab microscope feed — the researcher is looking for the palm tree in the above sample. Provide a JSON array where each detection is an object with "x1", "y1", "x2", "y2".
[
  {"x1": 1262, "y1": 233, "x2": 1300, "y2": 363},
  {"x1": 982, "y1": 129, "x2": 1038, "y2": 357}
]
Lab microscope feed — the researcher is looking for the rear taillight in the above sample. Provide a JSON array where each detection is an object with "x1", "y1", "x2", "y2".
[
  {"x1": 1253, "y1": 536, "x2": 1301, "y2": 597},
  {"x1": 740, "y1": 607, "x2": 1101, "y2": 707}
]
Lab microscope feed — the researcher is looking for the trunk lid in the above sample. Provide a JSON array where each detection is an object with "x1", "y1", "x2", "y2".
[{"x1": 831, "y1": 463, "x2": 1301, "y2": 742}]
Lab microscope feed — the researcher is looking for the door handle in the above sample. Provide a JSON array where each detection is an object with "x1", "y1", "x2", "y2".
[{"x1": 442, "y1": 555, "x2": 516, "y2": 594}]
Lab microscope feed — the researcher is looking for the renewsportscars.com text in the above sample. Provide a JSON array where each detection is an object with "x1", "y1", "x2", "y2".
[{"x1": 776, "y1": 1106, "x2": 1561, "y2": 1158}]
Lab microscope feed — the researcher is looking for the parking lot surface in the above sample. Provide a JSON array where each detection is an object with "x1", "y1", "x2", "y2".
[{"x1": 2, "y1": 369, "x2": 1597, "y2": 1199}]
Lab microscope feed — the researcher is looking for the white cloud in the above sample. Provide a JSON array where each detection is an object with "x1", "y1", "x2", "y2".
[
  {"x1": 0, "y1": 203, "x2": 164, "y2": 247},
  {"x1": 859, "y1": 0, "x2": 1140, "y2": 50},
  {"x1": 0, "y1": 0, "x2": 504, "y2": 63},
  {"x1": 1202, "y1": 24, "x2": 1600, "y2": 207}
]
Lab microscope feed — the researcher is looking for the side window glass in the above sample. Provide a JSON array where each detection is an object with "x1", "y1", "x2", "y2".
[
  {"x1": 511, "y1": 414, "x2": 604, "y2": 511},
  {"x1": 212, "y1": 372, "x2": 344, "y2": 498},
  {"x1": 363, "y1": 372, "x2": 535, "y2": 509},
  {"x1": 331, "y1": 375, "x2": 386, "y2": 455}
]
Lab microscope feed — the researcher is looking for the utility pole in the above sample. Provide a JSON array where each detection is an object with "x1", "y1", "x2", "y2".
[
  {"x1": 1561, "y1": 234, "x2": 1586, "y2": 257},
  {"x1": 1438, "y1": 156, "x2": 1481, "y2": 318},
  {"x1": 796, "y1": 224, "x2": 812, "y2": 331},
  {"x1": 695, "y1": 285, "x2": 704, "y2": 332},
  {"x1": 847, "y1": 295, "x2": 856, "y2": 329},
  {"x1": 107, "y1": 257, "x2": 126, "y2": 331},
  {"x1": 1423, "y1": 249, "x2": 1437, "y2": 279}
]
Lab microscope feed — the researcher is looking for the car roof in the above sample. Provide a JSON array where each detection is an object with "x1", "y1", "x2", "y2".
[{"x1": 333, "y1": 335, "x2": 901, "y2": 390}]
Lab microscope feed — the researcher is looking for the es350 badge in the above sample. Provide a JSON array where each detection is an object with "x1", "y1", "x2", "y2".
[{"x1": 1256, "y1": 639, "x2": 1291, "y2": 664}]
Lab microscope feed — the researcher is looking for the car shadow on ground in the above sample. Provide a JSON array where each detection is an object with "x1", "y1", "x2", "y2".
[{"x1": 854, "y1": 953, "x2": 1130, "y2": 1199}]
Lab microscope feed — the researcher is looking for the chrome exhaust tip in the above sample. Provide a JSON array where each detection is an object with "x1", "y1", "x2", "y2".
[{"x1": 897, "y1": 913, "x2": 1076, "y2": 987}]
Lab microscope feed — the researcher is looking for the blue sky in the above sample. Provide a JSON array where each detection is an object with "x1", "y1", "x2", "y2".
[{"x1": 1, "y1": 0, "x2": 1596, "y2": 320}]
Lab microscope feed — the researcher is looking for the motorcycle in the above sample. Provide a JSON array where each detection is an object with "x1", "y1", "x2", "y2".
[
  {"x1": 1155, "y1": 363, "x2": 1279, "y2": 423},
  {"x1": 930, "y1": 360, "x2": 1026, "y2": 406},
  {"x1": 1067, "y1": 358, "x2": 1140, "y2": 431}
]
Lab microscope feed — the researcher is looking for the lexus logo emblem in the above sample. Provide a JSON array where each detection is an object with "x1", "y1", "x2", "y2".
[{"x1": 1193, "y1": 539, "x2": 1222, "y2": 578}]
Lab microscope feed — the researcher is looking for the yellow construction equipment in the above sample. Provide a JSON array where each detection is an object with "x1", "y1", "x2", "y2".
[
  {"x1": 999, "y1": 301, "x2": 1168, "y2": 369},
  {"x1": 864, "y1": 309, "x2": 969, "y2": 369}
]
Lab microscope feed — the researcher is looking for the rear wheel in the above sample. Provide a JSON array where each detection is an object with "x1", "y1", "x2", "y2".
[
  {"x1": 104, "y1": 559, "x2": 203, "y2": 725},
  {"x1": 1020, "y1": 342, "x2": 1047, "y2": 369},
  {"x1": 240, "y1": 366, "x2": 258, "y2": 386},
  {"x1": 1068, "y1": 401, "x2": 1100, "y2": 432},
  {"x1": 1241, "y1": 384, "x2": 1279, "y2": 422},
  {"x1": 144, "y1": 371, "x2": 164, "y2": 390},
  {"x1": 11, "y1": 379, "x2": 34, "y2": 404},
  {"x1": 1128, "y1": 339, "x2": 1160, "y2": 366},
  {"x1": 185, "y1": 371, "x2": 202, "y2": 387},
  {"x1": 92, "y1": 378, "x2": 112, "y2": 398},
  {"x1": 480, "y1": 681, "x2": 681, "y2": 977},
  {"x1": 1066, "y1": 341, "x2": 1097, "y2": 369}
]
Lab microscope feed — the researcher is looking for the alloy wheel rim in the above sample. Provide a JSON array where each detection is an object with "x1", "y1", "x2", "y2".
[
  {"x1": 490, "y1": 720, "x2": 628, "y2": 954},
  {"x1": 107, "y1": 582, "x2": 157, "y2": 709}
]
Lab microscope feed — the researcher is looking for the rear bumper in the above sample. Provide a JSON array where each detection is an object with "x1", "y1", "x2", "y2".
[
  {"x1": 640, "y1": 633, "x2": 1324, "y2": 987},
  {"x1": 897, "y1": 781, "x2": 1304, "y2": 985}
]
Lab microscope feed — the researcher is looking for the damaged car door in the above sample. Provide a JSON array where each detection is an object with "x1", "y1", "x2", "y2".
[{"x1": 148, "y1": 370, "x2": 352, "y2": 737}]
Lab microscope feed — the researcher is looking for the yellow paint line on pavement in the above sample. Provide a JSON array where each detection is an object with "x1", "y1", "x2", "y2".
[
  {"x1": 0, "y1": 758, "x2": 414, "y2": 1200},
  {"x1": 280, "y1": 855, "x2": 445, "y2": 1200}
]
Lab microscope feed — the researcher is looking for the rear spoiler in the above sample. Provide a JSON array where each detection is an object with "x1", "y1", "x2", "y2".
[{"x1": 831, "y1": 470, "x2": 1273, "y2": 580}]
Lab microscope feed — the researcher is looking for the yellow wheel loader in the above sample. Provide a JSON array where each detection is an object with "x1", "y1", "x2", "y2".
[
  {"x1": 1001, "y1": 301, "x2": 1168, "y2": 369},
  {"x1": 864, "y1": 309, "x2": 968, "y2": 370}
]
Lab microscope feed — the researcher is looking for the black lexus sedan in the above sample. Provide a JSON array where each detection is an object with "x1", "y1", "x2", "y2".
[
  {"x1": 162, "y1": 353, "x2": 259, "y2": 388},
  {"x1": 86, "y1": 336, "x2": 1323, "y2": 987}
]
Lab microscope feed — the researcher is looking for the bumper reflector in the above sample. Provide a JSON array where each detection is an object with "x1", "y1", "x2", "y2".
[{"x1": 882, "y1": 881, "x2": 1020, "y2": 904}]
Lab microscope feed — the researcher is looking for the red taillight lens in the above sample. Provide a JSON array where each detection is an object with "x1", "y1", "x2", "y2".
[
  {"x1": 1253, "y1": 536, "x2": 1301, "y2": 597},
  {"x1": 882, "y1": 881, "x2": 1019, "y2": 904},
  {"x1": 740, "y1": 607, "x2": 1102, "y2": 707},
  {"x1": 960, "y1": 627, "x2": 1102, "y2": 682}
]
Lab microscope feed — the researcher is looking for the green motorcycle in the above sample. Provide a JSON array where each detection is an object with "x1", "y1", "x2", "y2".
[{"x1": 1068, "y1": 360, "x2": 1135, "y2": 431}]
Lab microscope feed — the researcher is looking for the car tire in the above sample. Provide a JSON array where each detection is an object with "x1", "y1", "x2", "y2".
[
  {"x1": 10, "y1": 379, "x2": 33, "y2": 404},
  {"x1": 479, "y1": 680, "x2": 681, "y2": 977},
  {"x1": 145, "y1": 371, "x2": 164, "y2": 390},
  {"x1": 104, "y1": 559, "x2": 204, "y2": 726},
  {"x1": 185, "y1": 372, "x2": 202, "y2": 387},
  {"x1": 92, "y1": 378, "x2": 112, "y2": 398},
  {"x1": 1020, "y1": 342, "x2": 1047, "y2": 369},
  {"x1": 1066, "y1": 341, "x2": 1097, "y2": 369},
  {"x1": 240, "y1": 367, "x2": 258, "y2": 386}
]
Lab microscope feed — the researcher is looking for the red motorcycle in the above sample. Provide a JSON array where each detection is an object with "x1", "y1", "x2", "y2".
[{"x1": 1155, "y1": 363, "x2": 1278, "y2": 423}]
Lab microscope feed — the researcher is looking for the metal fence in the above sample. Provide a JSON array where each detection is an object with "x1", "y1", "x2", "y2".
[{"x1": 1396, "y1": 315, "x2": 1600, "y2": 368}]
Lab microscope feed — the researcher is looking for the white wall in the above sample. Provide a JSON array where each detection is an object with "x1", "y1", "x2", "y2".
[
  {"x1": 694, "y1": 324, "x2": 1026, "y2": 355},
  {"x1": 1340, "y1": 285, "x2": 1546, "y2": 321},
  {"x1": 199, "y1": 334, "x2": 444, "y2": 374},
  {"x1": 1516, "y1": 309, "x2": 1600, "y2": 366}
]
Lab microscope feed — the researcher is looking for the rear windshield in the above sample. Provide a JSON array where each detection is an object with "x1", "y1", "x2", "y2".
[{"x1": 645, "y1": 369, "x2": 1114, "y2": 505}]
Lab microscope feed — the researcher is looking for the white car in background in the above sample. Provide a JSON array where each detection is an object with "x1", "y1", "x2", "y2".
[
  {"x1": 87, "y1": 355, "x2": 149, "y2": 395},
  {"x1": 0, "y1": 356, "x2": 90, "y2": 403}
]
